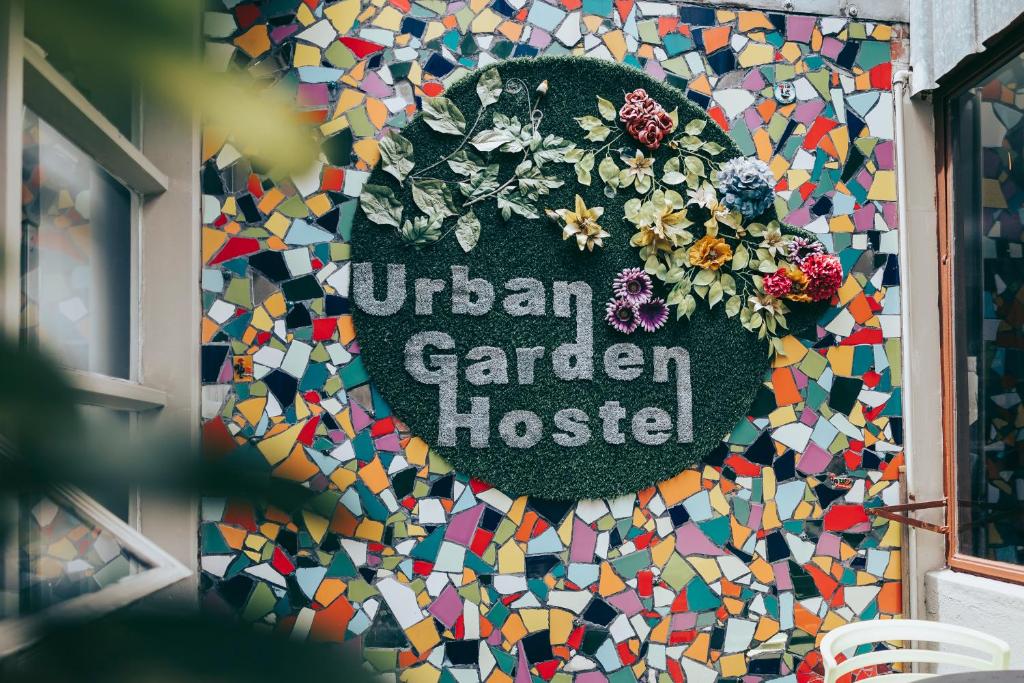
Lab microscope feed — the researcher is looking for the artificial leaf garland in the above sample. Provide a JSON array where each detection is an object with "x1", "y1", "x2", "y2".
[
  {"x1": 358, "y1": 70, "x2": 575, "y2": 251},
  {"x1": 359, "y1": 66, "x2": 841, "y2": 357},
  {"x1": 561, "y1": 88, "x2": 842, "y2": 355}
]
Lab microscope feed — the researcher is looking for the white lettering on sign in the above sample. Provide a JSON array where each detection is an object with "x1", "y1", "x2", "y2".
[{"x1": 354, "y1": 263, "x2": 694, "y2": 449}]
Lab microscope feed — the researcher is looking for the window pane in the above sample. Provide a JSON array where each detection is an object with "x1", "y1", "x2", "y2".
[
  {"x1": 950, "y1": 49, "x2": 1024, "y2": 564},
  {"x1": 19, "y1": 495, "x2": 143, "y2": 614},
  {"x1": 21, "y1": 108, "x2": 133, "y2": 380}
]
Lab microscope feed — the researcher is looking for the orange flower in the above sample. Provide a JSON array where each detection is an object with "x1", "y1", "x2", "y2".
[
  {"x1": 783, "y1": 266, "x2": 812, "y2": 302},
  {"x1": 688, "y1": 235, "x2": 733, "y2": 271}
]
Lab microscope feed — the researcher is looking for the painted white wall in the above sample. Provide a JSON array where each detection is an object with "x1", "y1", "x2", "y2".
[{"x1": 926, "y1": 570, "x2": 1024, "y2": 670}]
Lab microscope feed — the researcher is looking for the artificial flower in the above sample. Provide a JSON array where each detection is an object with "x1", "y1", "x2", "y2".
[
  {"x1": 636, "y1": 297, "x2": 669, "y2": 332},
  {"x1": 605, "y1": 297, "x2": 639, "y2": 334},
  {"x1": 687, "y1": 234, "x2": 733, "y2": 271},
  {"x1": 627, "y1": 190, "x2": 694, "y2": 253},
  {"x1": 687, "y1": 183, "x2": 717, "y2": 209},
  {"x1": 717, "y1": 157, "x2": 776, "y2": 218},
  {"x1": 787, "y1": 235, "x2": 826, "y2": 265},
  {"x1": 619, "y1": 150, "x2": 655, "y2": 193},
  {"x1": 781, "y1": 266, "x2": 812, "y2": 302},
  {"x1": 619, "y1": 88, "x2": 674, "y2": 149},
  {"x1": 763, "y1": 267, "x2": 794, "y2": 298},
  {"x1": 748, "y1": 291, "x2": 788, "y2": 317},
  {"x1": 801, "y1": 253, "x2": 843, "y2": 301},
  {"x1": 557, "y1": 194, "x2": 609, "y2": 251},
  {"x1": 613, "y1": 267, "x2": 654, "y2": 305},
  {"x1": 759, "y1": 221, "x2": 790, "y2": 258}
]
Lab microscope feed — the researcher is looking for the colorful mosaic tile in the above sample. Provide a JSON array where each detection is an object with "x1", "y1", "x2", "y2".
[{"x1": 199, "y1": 2, "x2": 905, "y2": 680}]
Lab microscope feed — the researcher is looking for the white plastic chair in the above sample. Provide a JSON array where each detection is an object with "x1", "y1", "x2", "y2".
[{"x1": 820, "y1": 619, "x2": 1011, "y2": 683}]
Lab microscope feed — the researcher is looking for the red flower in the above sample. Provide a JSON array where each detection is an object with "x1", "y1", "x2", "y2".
[
  {"x1": 801, "y1": 253, "x2": 843, "y2": 302},
  {"x1": 763, "y1": 267, "x2": 794, "y2": 298},
  {"x1": 619, "y1": 88, "x2": 673, "y2": 150}
]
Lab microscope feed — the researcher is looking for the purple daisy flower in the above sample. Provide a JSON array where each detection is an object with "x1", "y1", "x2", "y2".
[
  {"x1": 612, "y1": 267, "x2": 654, "y2": 305},
  {"x1": 605, "y1": 298, "x2": 639, "y2": 334},
  {"x1": 636, "y1": 297, "x2": 669, "y2": 332},
  {"x1": 788, "y1": 236, "x2": 825, "y2": 265}
]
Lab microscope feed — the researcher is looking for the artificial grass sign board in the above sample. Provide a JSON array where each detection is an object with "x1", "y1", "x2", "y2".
[{"x1": 351, "y1": 57, "x2": 832, "y2": 500}]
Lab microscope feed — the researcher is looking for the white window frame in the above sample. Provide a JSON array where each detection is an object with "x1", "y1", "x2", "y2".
[{"x1": 0, "y1": 1, "x2": 199, "y2": 656}]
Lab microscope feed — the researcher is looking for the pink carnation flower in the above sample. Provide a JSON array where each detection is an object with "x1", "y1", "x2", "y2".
[
  {"x1": 801, "y1": 253, "x2": 843, "y2": 302},
  {"x1": 763, "y1": 268, "x2": 793, "y2": 298}
]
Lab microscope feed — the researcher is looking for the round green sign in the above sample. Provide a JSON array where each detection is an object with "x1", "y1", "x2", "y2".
[{"x1": 350, "y1": 57, "x2": 823, "y2": 500}]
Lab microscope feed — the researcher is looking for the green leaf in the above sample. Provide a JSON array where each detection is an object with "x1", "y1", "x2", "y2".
[
  {"x1": 771, "y1": 336, "x2": 789, "y2": 357},
  {"x1": 575, "y1": 151, "x2": 595, "y2": 185},
  {"x1": 679, "y1": 135, "x2": 703, "y2": 151},
  {"x1": 458, "y1": 163, "x2": 500, "y2": 199},
  {"x1": 684, "y1": 119, "x2": 707, "y2": 136},
  {"x1": 411, "y1": 178, "x2": 457, "y2": 218},
  {"x1": 720, "y1": 273, "x2": 737, "y2": 295},
  {"x1": 470, "y1": 127, "x2": 517, "y2": 152},
  {"x1": 516, "y1": 161, "x2": 563, "y2": 199},
  {"x1": 533, "y1": 134, "x2": 574, "y2": 166},
  {"x1": 455, "y1": 210, "x2": 481, "y2": 252},
  {"x1": 702, "y1": 141, "x2": 724, "y2": 156},
  {"x1": 683, "y1": 155, "x2": 705, "y2": 178},
  {"x1": 708, "y1": 280, "x2": 724, "y2": 307},
  {"x1": 598, "y1": 156, "x2": 619, "y2": 184},
  {"x1": 693, "y1": 269, "x2": 717, "y2": 287},
  {"x1": 575, "y1": 115, "x2": 603, "y2": 131},
  {"x1": 725, "y1": 295, "x2": 742, "y2": 317},
  {"x1": 496, "y1": 188, "x2": 538, "y2": 220},
  {"x1": 477, "y1": 68, "x2": 503, "y2": 107},
  {"x1": 677, "y1": 294, "x2": 697, "y2": 320},
  {"x1": 447, "y1": 149, "x2": 485, "y2": 176},
  {"x1": 585, "y1": 124, "x2": 611, "y2": 142},
  {"x1": 421, "y1": 96, "x2": 466, "y2": 135},
  {"x1": 663, "y1": 171, "x2": 685, "y2": 185},
  {"x1": 378, "y1": 130, "x2": 415, "y2": 182},
  {"x1": 596, "y1": 96, "x2": 617, "y2": 121},
  {"x1": 732, "y1": 243, "x2": 750, "y2": 270},
  {"x1": 667, "y1": 107, "x2": 679, "y2": 131},
  {"x1": 359, "y1": 183, "x2": 403, "y2": 227},
  {"x1": 400, "y1": 215, "x2": 443, "y2": 248}
]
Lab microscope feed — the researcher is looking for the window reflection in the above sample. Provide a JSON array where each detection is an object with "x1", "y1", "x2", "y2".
[
  {"x1": 951, "y1": 50, "x2": 1024, "y2": 564},
  {"x1": 21, "y1": 109, "x2": 133, "y2": 379}
]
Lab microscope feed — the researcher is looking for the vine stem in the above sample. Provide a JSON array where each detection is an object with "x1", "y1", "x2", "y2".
[
  {"x1": 464, "y1": 81, "x2": 545, "y2": 209},
  {"x1": 411, "y1": 107, "x2": 489, "y2": 178}
]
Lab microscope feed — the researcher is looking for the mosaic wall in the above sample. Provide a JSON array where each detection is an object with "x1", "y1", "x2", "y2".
[{"x1": 199, "y1": 2, "x2": 906, "y2": 681}]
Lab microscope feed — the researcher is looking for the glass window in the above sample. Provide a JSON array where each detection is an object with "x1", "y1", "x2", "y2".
[
  {"x1": 946, "y1": 48, "x2": 1024, "y2": 567},
  {"x1": 20, "y1": 108, "x2": 133, "y2": 380}
]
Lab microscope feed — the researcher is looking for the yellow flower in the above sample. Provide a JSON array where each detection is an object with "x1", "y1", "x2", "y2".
[
  {"x1": 626, "y1": 190, "x2": 693, "y2": 253},
  {"x1": 557, "y1": 194, "x2": 608, "y2": 251},
  {"x1": 782, "y1": 266, "x2": 812, "y2": 302},
  {"x1": 618, "y1": 150, "x2": 654, "y2": 193},
  {"x1": 688, "y1": 235, "x2": 733, "y2": 271}
]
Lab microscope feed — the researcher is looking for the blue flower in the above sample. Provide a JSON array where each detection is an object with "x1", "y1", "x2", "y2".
[{"x1": 716, "y1": 157, "x2": 776, "y2": 218}]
